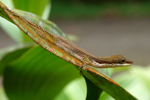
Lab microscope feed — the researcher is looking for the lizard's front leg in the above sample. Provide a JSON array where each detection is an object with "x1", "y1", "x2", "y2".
[{"x1": 78, "y1": 55, "x2": 90, "y2": 74}]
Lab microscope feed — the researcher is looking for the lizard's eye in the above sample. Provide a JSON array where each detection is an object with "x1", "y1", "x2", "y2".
[
  {"x1": 122, "y1": 59, "x2": 125, "y2": 63},
  {"x1": 118, "y1": 58, "x2": 125, "y2": 63}
]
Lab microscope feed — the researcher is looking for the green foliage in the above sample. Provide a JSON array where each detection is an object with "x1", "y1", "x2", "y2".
[
  {"x1": 51, "y1": 1, "x2": 150, "y2": 19},
  {"x1": 84, "y1": 76, "x2": 102, "y2": 100},
  {"x1": 99, "y1": 66, "x2": 150, "y2": 100},
  {"x1": 12, "y1": 0, "x2": 50, "y2": 17},
  {"x1": 3, "y1": 46, "x2": 80, "y2": 100},
  {"x1": 0, "y1": 0, "x2": 50, "y2": 43},
  {"x1": 0, "y1": 46, "x2": 31, "y2": 75}
]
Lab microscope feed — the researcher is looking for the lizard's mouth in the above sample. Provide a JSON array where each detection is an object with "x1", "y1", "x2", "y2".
[
  {"x1": 124, "y1": 59, "x2": 133, "y2": 65},
  {"x1": 91, "y1": 60, "x2": 133, "y2": 68}
]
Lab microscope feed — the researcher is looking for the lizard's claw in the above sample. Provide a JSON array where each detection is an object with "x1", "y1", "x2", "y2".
[{"x1": 78, "y1": 65, "x2": 88, "y2": 75}]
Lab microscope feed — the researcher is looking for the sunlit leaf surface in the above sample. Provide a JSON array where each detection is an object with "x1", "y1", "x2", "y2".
[{"x1": 3, "y1": 46, "x2": 80, "y2": 100}]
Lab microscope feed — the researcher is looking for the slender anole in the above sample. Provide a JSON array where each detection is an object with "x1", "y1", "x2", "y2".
[
  {"x1": 52, "y1": 35, "x2": 133, "y2": 70},
  {"x1": 26, "y1": 20, "x2": 133, "y2": 70},
  {"x1": 1, "y1": 3, "x2": 133, "y2": 71}
]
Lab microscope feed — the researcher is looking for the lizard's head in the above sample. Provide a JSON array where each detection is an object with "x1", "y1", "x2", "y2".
[
  {"x1": 108, "y1": 55, "x2": 133, "y2": 66},
  {"x1": 92, "y1": 55, "x2": 133, "y2": 68}
]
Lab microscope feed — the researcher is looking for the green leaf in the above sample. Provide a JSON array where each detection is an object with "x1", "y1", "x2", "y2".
[
  {"x1": 0, "y1": 3, "x2": 12, "y2": 23},
  {"x1": 0, "y1": 0, "x2": 51, "y2": 43},
  {"x1": 4, "y1": 46, "x2": 80, "y2": 100},
  {"x1": 84, "y1": 69, "x2": 136, "y2": 100},
  {"x1": 13, "y1": 9, "x2": 68, "y2": 39},
  {"x1": 12, "y1": 0, "x2": 50, "y2": 17},
  {"x1": 0, "y1": 17, "x2": 27, "y2": 43},
  {"x1": 0, "y1": 45, "x2": 31, "y2": 75},
  {"x1": 84, "y1": 76, "x2": 102, "y2": 100},
  {"x1": 0, "y1": 83, "x2": 8, "y2": 100},
  {"x1": 100, "y1": 66, "x2": 150, "y2": 100},
  {"x1": 0, "y1": 0, "x2": 24, "y2": 43},
  {"x1": 115, "y1": 66, "x2": 150, "y2": 100},
  {"x1": 54, "y1": 77, "x2": 86, "y2": 100}
]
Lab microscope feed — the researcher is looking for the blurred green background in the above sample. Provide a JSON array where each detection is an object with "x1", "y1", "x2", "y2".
[
  {"x1": 50, "y1": 0, "x2": 150, "y2": 19},
  {"x1": 0, "y1": 0, "x2": 150, "y2": 100}
]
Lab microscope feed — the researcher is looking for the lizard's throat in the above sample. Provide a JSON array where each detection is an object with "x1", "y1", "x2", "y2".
[{"x1": 90, "y1": 60, "x2": 131, "y2": 68}]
